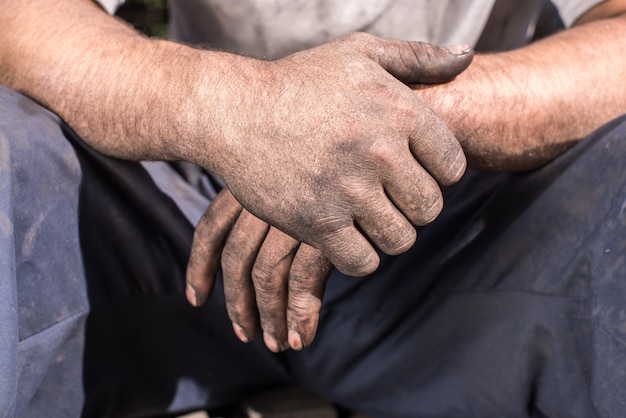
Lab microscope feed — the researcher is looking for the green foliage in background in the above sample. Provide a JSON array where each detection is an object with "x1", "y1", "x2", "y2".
[{"x1": 117, "y1": 0, "x2": 169, "y2": 38}]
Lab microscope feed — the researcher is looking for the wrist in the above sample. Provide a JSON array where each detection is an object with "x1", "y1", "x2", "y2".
[
  {"x1": 413, "y1": 55, "x2": 542, "y2": 171},
  {"x1": 172, "y1": 48, "x2": 272, "y2": 177}
]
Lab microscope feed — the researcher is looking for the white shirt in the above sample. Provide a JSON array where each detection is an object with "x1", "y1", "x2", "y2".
[
  {"x1": 165, "y1": 0, "x2": 602, "y2": 58},
  {"x1": 95, "y1": 0, "x2": 605, "y2": 225}
]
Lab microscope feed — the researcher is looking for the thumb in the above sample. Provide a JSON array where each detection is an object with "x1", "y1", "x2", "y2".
[{"x1": 344, "y1": 33, "x2": 474, "y2": 84}]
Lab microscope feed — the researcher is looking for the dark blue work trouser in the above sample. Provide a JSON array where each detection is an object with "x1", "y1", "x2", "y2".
[{"x1": 1, "y1": 84, "x2": 625, "y2": 418}]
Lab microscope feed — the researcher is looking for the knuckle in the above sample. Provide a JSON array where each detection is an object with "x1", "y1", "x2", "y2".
[
  {"x1": 312, "y1": 214, "x2": 354, "y2": 238},
  {"x1": 335, "y1": 248, "x2": 380, "y2": 277},
  {"x1": 385, "y1": 224, "x2": 417, "y2": 255},
  {"x1": 420, "y1": 176, "x2": 442, "y2": 201},
  {"x1": 288, "y1": 270, "x2": 319, "y2": 295},
  {"x1": 367, "y1": 215, "x2": 415, "y2": 256},
  {"x1": 313, "y1": 222, "x2": 380, "y2": 276},
  {"x1": 220, "y1": 250, "x2": 243, "y2": 277},
  {"x1": 391, "y1": 93, "x2": 418, "y2": 118},
  {"x1": 402, "y1": 184, "x2": 443, "y2": 226},
  {"x1": 289, "y1": 267, "x2": 311, "y2": 286},
  {"x1": 288, "y1": 294, "x2": 322, "y2": 318},
  {"x1": 364, "y1": 138, "x2": 400, "y2": 166},
  {"x1": 292, "y1": 246, "x2": 332, "y2": 275},
  {"x1": 251, "y1": 264, "x2": 278, "y2": 293},
  {"x1": 425, "y1": 185, "x2": 444, "y2": 206},
  {"x1": 332, "y1": 133, "x2": 391, "y2": 167}
]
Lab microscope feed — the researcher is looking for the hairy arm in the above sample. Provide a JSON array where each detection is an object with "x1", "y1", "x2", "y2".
[
  {"x1": 0, "y1": 0, "x2": 248, "y2": 166},
  {"x1": 189, "y1": 1, "x2": 626, "y2": 352},
  {"x1": 416, "y1": 0, "x2": 626, "y2": 171},
  {"x1": 0, "y1": 0, "x2": 475, "y2": 275}
]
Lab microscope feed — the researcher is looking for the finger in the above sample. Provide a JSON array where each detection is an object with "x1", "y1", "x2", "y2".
[
  {"x1": 251, "y1": 228, "x2": 300, "y2": 352},
  {"x1": 379, "y1": 145, "x2": 447, "y2": 226},
  {"x1": 408, "y1": 101, "x2": 467, "y2": 186},
  {"x1": 186, "y1": 190, "x2": 242, "y2": 307},
  {"x1": 286, "y1": 244, "x2": 333, "y2": 351},
  {"x1": 352, "y1": 185, "x2": 417, "y2": 255},
  {"x1": 221, "y1": 210, "x2": 269, "y2": 343},
  {"x1": 315, "y1": 220, "x2": 380, "y2": 277},
  {"x1": 342, "y1": 32, "x2": 474, "y2": 84}
]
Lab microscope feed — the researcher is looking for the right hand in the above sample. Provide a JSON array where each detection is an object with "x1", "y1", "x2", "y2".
[{"x1": 201, "y1": 33, "x2": 473, "y2": 276}]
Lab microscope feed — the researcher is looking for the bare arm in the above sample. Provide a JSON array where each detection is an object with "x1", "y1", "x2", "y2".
[
  {"x1": 0, "y1": 0, "x2": 223, "y2": 163},
  {"x1": 188, "y1": 0, "x2": 626, "y2": 352},
  {"x1": 0, "y1": 0, "x2": 474, "y2": 275},
  {"x1": 416, "y1": 0, "x2": 626, "y2": 171}
]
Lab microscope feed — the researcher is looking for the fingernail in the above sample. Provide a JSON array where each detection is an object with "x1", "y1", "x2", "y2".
[
  {"x1": 447, "y1": 44, "x2": 473, "y2": 56},
  {"x1": 185, "y1": 282, "x2": 198, "y2": 307},
  {"x1": 263, "y1": 333, "x2": 287, "y2": 353},
  {"x1": 288, "y1": 329, "x2": 304, "y2": 351},
  {"x1": 232, "y1": 323, "x2": 250, "y2": 343}
]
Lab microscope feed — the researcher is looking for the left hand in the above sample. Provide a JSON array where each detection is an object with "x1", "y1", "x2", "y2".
[{"x1": 186, "y1": 189, "x2": 333, "y2": 352}]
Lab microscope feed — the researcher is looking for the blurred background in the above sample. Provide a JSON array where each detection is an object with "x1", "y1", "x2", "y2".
[{"x1": 116, "y1": 0, "x2": 169, "y2": 38}]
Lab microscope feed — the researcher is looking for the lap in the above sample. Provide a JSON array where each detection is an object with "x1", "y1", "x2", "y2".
[
  {"x1": 302, "y1": 114, "x2": 626, "y2": 417},
  {"x1": 0, "y1": 86, "x2": 88, "y2": 417},
  {"x1": 2, "y1": 81, "x2": 625, "y2": 417},
  {"x1": 0, "y1": 86, "x2": 282, "y2": 417}
]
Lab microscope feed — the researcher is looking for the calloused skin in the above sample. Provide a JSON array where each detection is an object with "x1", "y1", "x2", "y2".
[
  {"x1": 186, "y1": 41, "x2": 476, "y2": 352},
  {"x1": 187, "y1": 190, "x2": 332, "y2": 352},
  {"x1": 0, "y1": 0, "x2": 473, "y2": 280},
  {"x1": 0, "y1": 0, "x2": 478, "y2": 352},
  {"x1": 187, "y1": 0, "x2": 626, "y2": 352}
]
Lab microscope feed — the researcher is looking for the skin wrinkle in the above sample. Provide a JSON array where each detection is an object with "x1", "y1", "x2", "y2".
[
  {"x1": 325, "y1": 129, "x2": 451, "y2": 231},
  {"x1": 288, "y1": 295, "x2": 321, "y2": 340},
  {"x1": 186, "y1": 2, "x2": 626, "y2": 352},
  {"x1": 185, "y1": 34, "x2": 472, "y2": 351},
  {"x1": 253, "y1": 233, "x2": 299, "y2": 342},
  {"x1": 352, "y1": 186, "x2": 417, "y2": 254},
  {"x1": 287, "y1": 244, "x2": 331, "y2": 348},
  {"x1": 10, "y1": 0, "x2": 620, "y2": 353},
  {"x1": 412, "y1": 42, "x2": 429, "y2": 85},
  {"x1": 417, "y1": 13, "x2": 626, "y2": 171},
  {"x1": 221, "y1": 211, "x2": 269, "y2": 338},
  {"x1": 253, "y1": 235, "x2": 299, "y2": 278},
  {"x1": 385, "y1": 171, "x2": 443, "y2": 225},
  {"x1": 186, "y1": 188, "x2": 242, "y2": 305}
]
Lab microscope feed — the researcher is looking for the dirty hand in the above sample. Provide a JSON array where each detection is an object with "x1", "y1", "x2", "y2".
[
  {"x1": 197, "y1": 33, "x2": 473, "y2": 277},
  {"x1": 186, "y1": 189, "x2": 332, "y2": 352}
]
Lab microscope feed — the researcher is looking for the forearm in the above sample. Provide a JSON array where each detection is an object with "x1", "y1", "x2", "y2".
[
  {"x1": 417, "y1": 11, "x2": 626, "y2": 171},
  {"x1": 0, "y1": 0, "x2": 251, "y2": 171}
]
